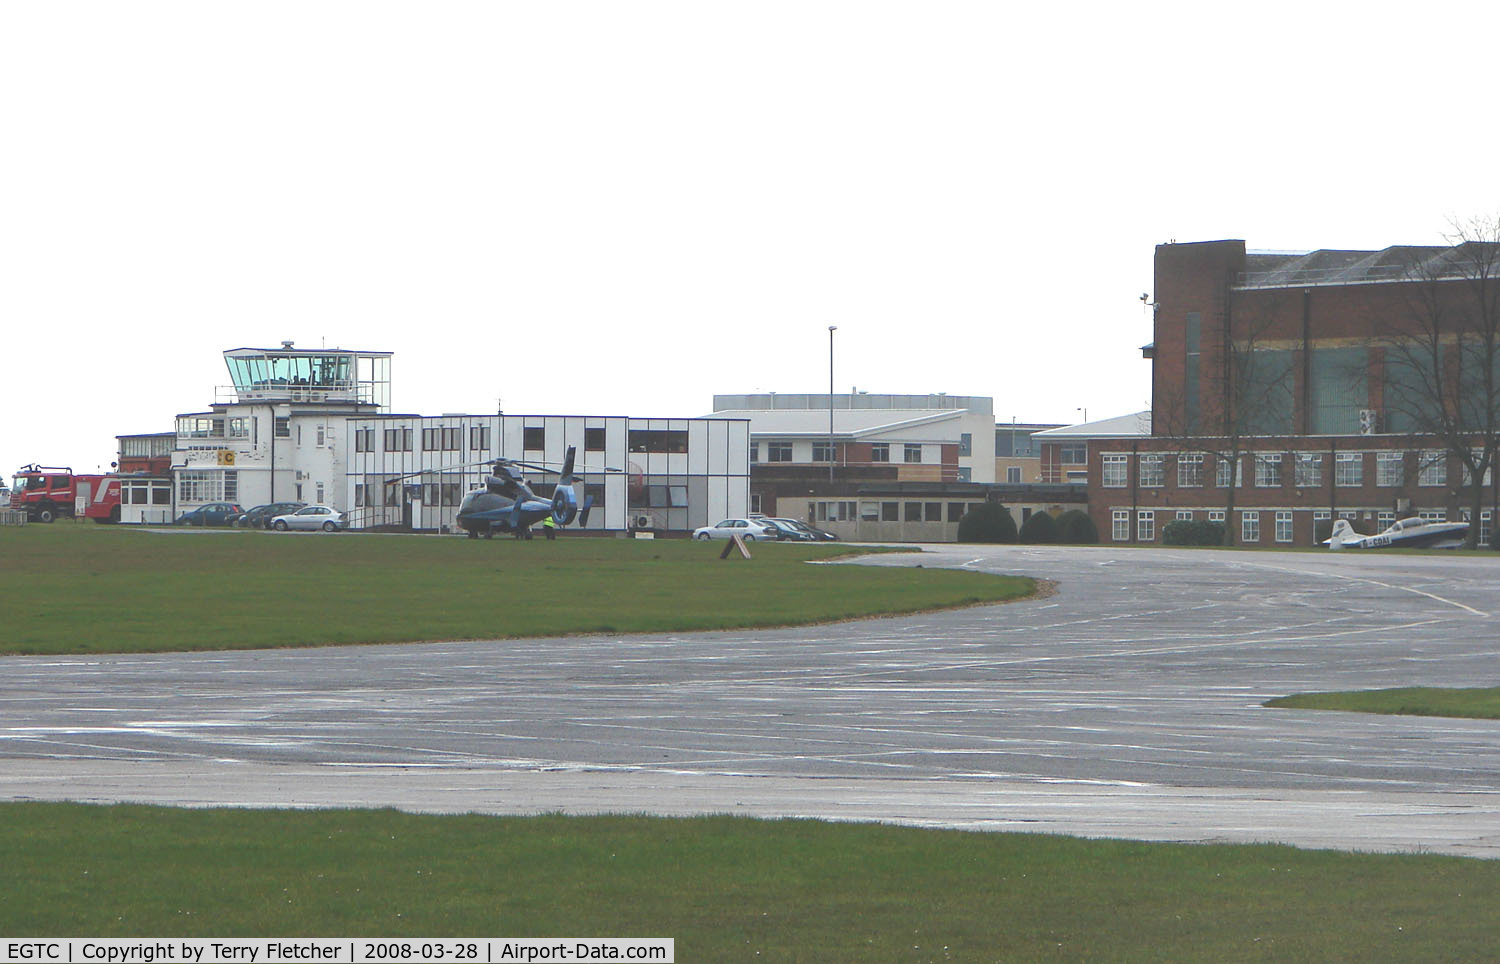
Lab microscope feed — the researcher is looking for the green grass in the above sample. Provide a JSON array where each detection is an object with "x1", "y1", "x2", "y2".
[
  {"x1": 2, "y1": 803, "x2": 1496, "y2": 960},
  {"x1": 1266, "y1": 687, "x2": 1500, "y2": 720},
  {"x1": 0, "y1": 525, "x2": 1032, "y2": 655}
]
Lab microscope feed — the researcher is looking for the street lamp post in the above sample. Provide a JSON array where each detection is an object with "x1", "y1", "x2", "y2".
[{"x1": 828, "y1": 326, "x2": 837, "y2": 484}]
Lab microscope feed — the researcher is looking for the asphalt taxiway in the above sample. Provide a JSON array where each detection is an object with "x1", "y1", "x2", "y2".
[{"x1": 4, "y1": 545, "x2": 1499, "y2": 856}]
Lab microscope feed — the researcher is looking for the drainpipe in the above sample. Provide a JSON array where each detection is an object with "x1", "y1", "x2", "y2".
[{"x1": 1131, "y1": 442, "x2": 1139, "y2": 544}]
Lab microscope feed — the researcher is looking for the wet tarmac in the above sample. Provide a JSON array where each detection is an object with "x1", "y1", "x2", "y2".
[{"x1": 4, "y1": 545, "x2": 1499, "y2": 856}]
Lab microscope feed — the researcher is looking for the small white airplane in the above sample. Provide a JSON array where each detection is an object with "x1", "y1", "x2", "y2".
[{"x1": 1325, "y1": 516, "x2": 1469, "y2": 550}]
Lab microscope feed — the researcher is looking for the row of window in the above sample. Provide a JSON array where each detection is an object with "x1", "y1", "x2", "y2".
[
  {"x1": 1101, "y1": 450, "x2": 1460, "y2": 489},
  {"x1": 1109, "y1": 507, "x2": 1491, "y2": 545},
  {"x1": 753, "y1": 442, "x2": 927, "y2": 463},
  {"x1": 351, "y1": 426, "x2": 683, "y2": 455}
]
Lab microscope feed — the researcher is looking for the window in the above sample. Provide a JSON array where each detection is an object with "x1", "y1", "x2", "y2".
[
  {"x1": 1177, "y1": 453, "x2": 1203, "y2": 488},
  {"x1": 1275, "y1": 511, "x2": 1293, "y2": 543},
  {"x1": 1112, "y1": 509, "x2": 1130, "y2": 541},
  {"x1": 523, "y1": 427, "x2": 545, "y2": 450},
  {"x1": 316, "y1": 425, "x2": 326, "y2": 447},
  {"x1": 881, "y1": 502, "x2": 899, "y2": 521},
  {"x1": 1294, "y1": 453, "x2": 1323, "y2": 488},
  {"x1": 1254, "y1": 453, "x2": 1282, "y2": 488},
  {"x1": 1216, "y1": 456, "x2": 1241, "y2": 488},
  {"x1": 1378, "y1": 510, "x2": 1396, "y2": 531},
  {"x1": 956, "y1": 467, "x2": 972, "y2": 482},
  {"x1": 904, "y1": 444, "x2": 922, "y2": 464},
  {"x1": 959, "y1": 433, "x2": 972, "y2": 456},
  {"x1": 274, "y1": 417, "x2": 291, "y2": 439},
  {"x1": 948, "y1": 502, "x2": 968, "y2": 522},
  {"x1": 355, "y1": 428, "x2": 374, "y2": 453},
  {"x1": 1418, "y1": 509, "x2": 1447, "y2": 522},
  {"x1": 748, "y1": 443, "x2": 758, "y2": 463},
  {"x1": 584, "y1": 427, "x2": 606, "y2": 451},
  {"x1": 766, "y1": 442, "x2": 793, "y2": 462},
  {"x1": 223, "y1": 472, "x2": 237, "y2": 502},
  {"x1": 1138, "y1": 454, "x2": 1163, "y2": 488},
  {"x1": 870, "y1": 443, "x2": 890, "y2": 462},
  {"x1": 1175, "y1": 510, "x2": 1194, "y2": 521},
  {"x1": 860, "y1": 502, "x2": 881, "y2": 521},
  {"x1": 1060, "y1": 443, "x2": 1086, "y2": 465},
  {"x1": 1418, "y1": 451, "x2": 1447, "y2": 487},
  {"x1": 925, "y1": 502, "x2": 942, "y2": 521},
  {"x1": 1006, "y1": 466, "x2": 1022, "y2": 484},
  {"x1": 812, "y1": 442, "x2": 834, "y2": 462},
  {"x1": 315, "y1": 482, "x2": 324, "y2": 503},
  {"x1": 228, "y1": 417, "x2": 250, "y2": 439},
  {"x1": 1376, "y1": 451, "x2": 1404, "y2": 487},
  {"x1": 905, "y1": 502, "x2": 922, "y2": 521},
  {"x1": 1137, "y1": 510, "x2": 1155, "y2": 542},
  {"x1": 1241, "y1": 510, "x2": 1260, "y2": 543},
  {"x1": 354, "y1": 483, "x2": 365, "y2": 507},
  {"x1": 470, "y1": 426, "x2": 491, "y2": 451},
  {"x1": 627, "y1": 429, "x2": 687, "y2": 453},
  {"x1": 1335, "y1": 452, "x2": 1363, "y2": 487},
  {"x1": 749, "y1": 493, "x2": 761, "y2": 514},
  {"x1": 383, "y1": 427, "x2": 412, "y2": 452},
  {"x1": 1101, "y1": 453, "x2": 1128, "y2": 488},
  {"x1": 1208, "y1": 510, "x2": 1225, "y2": 524}
]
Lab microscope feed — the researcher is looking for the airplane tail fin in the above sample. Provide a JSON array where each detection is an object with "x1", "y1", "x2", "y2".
[{"x1": 1327, "y1": 518, "x2": 1353, "y2": 551}]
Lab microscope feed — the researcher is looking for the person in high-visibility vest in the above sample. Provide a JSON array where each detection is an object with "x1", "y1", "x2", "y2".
[{"x1": 542, "y1": 515, "x2": 558, "y2": 540}]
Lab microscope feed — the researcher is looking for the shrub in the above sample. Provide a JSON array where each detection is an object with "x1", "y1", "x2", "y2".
[
  {"x1": 1161, "y1": 519, "x2": 1227, "y2": 547},
  {"x1": 957, "y1": 502, "x2": 1018, "y2": 543},
  {"x1": 1054, "y1": 509, "x2": 1098, "y2": 544},
  {"x1": 1019, "y1": 510, "x2": 1059, "y2": 544}
]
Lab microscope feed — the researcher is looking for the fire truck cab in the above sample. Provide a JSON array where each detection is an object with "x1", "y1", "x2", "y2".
[{"x1": 9, "y1": 465, "x2": 112, "y2": 523}]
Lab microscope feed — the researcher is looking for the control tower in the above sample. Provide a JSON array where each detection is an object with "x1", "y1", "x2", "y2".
[{"x1": 220, "y1": 341, "x2": 392, "y2": 412}]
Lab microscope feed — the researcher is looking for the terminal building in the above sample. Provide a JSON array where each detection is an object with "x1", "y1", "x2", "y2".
[{"x1": 166, "y1": 344, "x2": 749, "y2": 533}]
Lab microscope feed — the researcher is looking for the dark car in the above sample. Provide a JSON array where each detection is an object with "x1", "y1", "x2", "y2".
[
  {"x1": 770, "y1": 517, "x2": 839, "y2": 541},
  {"x1": 757, "y1": 518, "x2": 816, "y2": 541},
  {"x1": 174, "y1": 502, "x2": 244, "y2": 527},
  {"x1": 236, "y1": 502, "x2": 307, "y2": 529}
]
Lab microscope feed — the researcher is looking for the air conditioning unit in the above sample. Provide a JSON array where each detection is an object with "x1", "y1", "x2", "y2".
[
  {"x1": 630, "y1": 512, "x2": 654, "y2": 530},
  {"x1": 1359, "y1": 409, "x2": 1380, "y2": 435}
]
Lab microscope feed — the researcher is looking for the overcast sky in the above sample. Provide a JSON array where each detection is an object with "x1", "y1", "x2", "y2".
[{"x1": 5, "y1": 2, "x2": 1499, "y2": 474}]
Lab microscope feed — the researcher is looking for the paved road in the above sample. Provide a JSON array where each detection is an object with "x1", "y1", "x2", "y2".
[{"x1": 4, "y1": 545, "x2": 1500, "y2": 857}]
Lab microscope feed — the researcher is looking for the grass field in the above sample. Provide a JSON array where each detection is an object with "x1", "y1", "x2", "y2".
[
  {"x1": 4, "y1": 803, "x2": 1498, "y2": 961},
  {"x1": 1266, "y1": 686, "x2": 1500, "y2": 720},
  {"x1": 0, "y1": 525, "x2": 1033, "y2": 655}
]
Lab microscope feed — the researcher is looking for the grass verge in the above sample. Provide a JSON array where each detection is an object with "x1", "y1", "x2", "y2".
[
  {"x1": 0, "y1": 525, "x2": 1031, "y2": 655},
  {"x1": 4, "y1": 803, "x2": 1498, "y2": 961},
  {"x1": 1266, "y1": 687, "x2": 1500, "y2": 720}
]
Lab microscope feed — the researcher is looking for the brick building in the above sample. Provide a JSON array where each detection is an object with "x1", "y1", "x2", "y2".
[{"x1": 1095, "y1": 239, "x2": 1499, "y2": 548}]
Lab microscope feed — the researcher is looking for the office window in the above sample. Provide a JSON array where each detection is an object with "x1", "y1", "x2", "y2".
[
  {"x1": 1101, "y1": 453, "x2": 1128, "y2": 488},
  {"x1": 274, "y1": 417, "x2": 291, "y2": 439},
  {"x1": 766, "y1": 442, "x2": 793, "y2": 462},
  {"x1": 1208, "y1": 510, "x2": 1225, "y2": 524},
  {"x1": 1378, "y1": 510, "x2": 1396, "y2": 530},
  {"x1": 628, "y1": 429, "x2": 688, "y2": 453},
  {"x1": 1175, "y1": 510, "x2": 1194, "y2": 521},
  {"x1": 812, "y1": 442, "x2": 834, "y2": 462},
  {"x1": 523, "y1": 427, "x2": 545, "y2": 450},
  {"x1": 1418, "y1": 451, "x2": 1447, "y2": 486},
  {"x1": 905, "y1": 502, "x2": 922, "y2": 521},
  {"x1": 1376, "y1": 451, "x2": 1404, "y2": 487},
  {"x1": 1294, "y1": 453, "x2": 1323, "y2": 488},
  {"x1": 904, "y1": 443, "x2": 922, "y2": 464},
  {"x1": 1177, "y1": 453, "x2": 1203, "y2": 487},
  {"x1": 749, "y1": 493, "x2": 761, "y2": 514},
  {"x1": 1335, "y1": 452, "x2": 1363, "y2": 487},
  {"x1": 748, "y1": 443, "x2": 758, "y2": 463},
  {"x1": 1137, "y1": 510, "x2": 1155, "y2": 542},
  {"x1": 1216, "y1": 456, "x2": 1241, "y2": 488},
  {"x1": 956, "y1": 467, "x2": 972, "y2": 482},
  {"x1": 948, "y1": 502, "x2": 968, "y2": 522},
  {"x1": 1111, "y1": 509, "x2": 1130, "y2": 541},
  {"x1": 470, "y1": 425, "x2": 491, "y2": 451},
  {"x1": 959, "y1": 433, "x2": 972, "y2": 456},
  {"x1": 870, "y1": 443, "x2": 890, "y2": 462},
  {"x1": 1138, "y1": 454, "x2": 1164, "y2": 487},
  {"x1": 1007, "y1": 466, "x2": 1022, "y2": 484},
  {"x1": 1241, "y1": 511, "x2": 1260, "y2": 543},
  {"x1": 1060, "y1": 443, "x2": 1086, "y2": 465},
  {"x1": 925, "y1": 502, "x2": 942, "y2": 522},
  {"x1": 1275, "y1": 511, "x2": 1293, "y2": 543},
  {"x1": 1419, "y1": 509, "x2": 1447, "y2": 522},
  {"x1": 383, "y1": 427, "x2": 412, "y2": 452},
  {"x1": 584, "y1": 427, "x2": 606, "y2": 451},
  {"x1": 860, "y1": 502, "x2": 881, "y2": 521},
  {"x1": 1254, "y1": 453, "x2": 1282, "y2": 488},
  {"x1": 881, "y1": 502, "x2": 899, "y2": 521}
]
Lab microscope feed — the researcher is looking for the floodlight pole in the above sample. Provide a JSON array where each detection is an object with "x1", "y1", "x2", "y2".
[{"x1": 828, "y1": 325, "x2": 837, "y2": 483}]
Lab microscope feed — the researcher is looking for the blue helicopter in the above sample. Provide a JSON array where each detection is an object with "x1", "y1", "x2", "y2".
[{"x1": 390, "y1": 446, "x2": 612, "y2": 539}]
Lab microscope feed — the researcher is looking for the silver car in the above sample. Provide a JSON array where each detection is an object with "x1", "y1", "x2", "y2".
[
  {"x1": 270, "y1": 504, "x2": 348, "y2": 532},
  {"x1": 692, "y1": 518, "x2": 779, "y2": 541}
]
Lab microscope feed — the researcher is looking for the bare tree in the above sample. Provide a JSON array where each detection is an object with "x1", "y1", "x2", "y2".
[
  {"x1": 1380, "y1": 217, "x2": 1500, "y2": 548},
  {"x1": 1153, "y1": 288, "x2": 1296, "y2": 546}
]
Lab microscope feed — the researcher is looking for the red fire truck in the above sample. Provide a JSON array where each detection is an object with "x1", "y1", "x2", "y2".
[{"x1": 9, "y1": 465, "x2": 126, "y2": 523}]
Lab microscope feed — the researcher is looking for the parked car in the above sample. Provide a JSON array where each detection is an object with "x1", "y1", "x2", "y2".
[
  {"x1": 270, "y1": 504, "x2": 348, "y2": 532},
  {"x1": 236, "y1": 502, "x2": 307, "y2": 529},
  {"x1": 174, "y1": 502, "x2": 244, "y2": 526},
  {"x1": 692, "y1": 518, "x2": 780, "y2": 541},
  {"x1": 771, "y1": 517, "x2": 839, "y2": 541},
  {"x1": 756, "y1": 518, "x2": 816, "y2": 541}
]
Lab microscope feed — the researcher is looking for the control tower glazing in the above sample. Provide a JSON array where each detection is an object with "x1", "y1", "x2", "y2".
[{"x1": 221, "y1": 343, "x2": 392, "y2": 411}]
